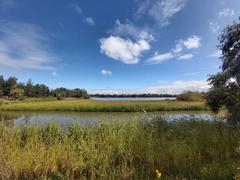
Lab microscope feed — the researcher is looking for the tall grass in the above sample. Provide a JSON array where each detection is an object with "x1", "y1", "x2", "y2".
[
  {"x1": 0, "y1": 118, "x2": 239, "y2": 179},
  {"x1": 0, "y1": 99, "x2": 208, "y2": 112}
]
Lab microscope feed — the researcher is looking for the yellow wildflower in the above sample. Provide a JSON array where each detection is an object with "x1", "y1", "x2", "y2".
[{"x1": 156, "y1": 169, "x2": 162, "y2": 179}]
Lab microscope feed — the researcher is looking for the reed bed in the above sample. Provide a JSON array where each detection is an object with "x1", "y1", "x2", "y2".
[
  {"x1": 0, "y1": 118, "x2": 239, "y2": 179},
  {"x1": 0, "y1": 99, "x2": 208, "y2": 112}
]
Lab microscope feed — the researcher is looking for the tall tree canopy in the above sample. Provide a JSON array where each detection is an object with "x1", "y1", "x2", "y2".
[{"x1": 206, "y1": 20, "x2": 240, "y2": 124}]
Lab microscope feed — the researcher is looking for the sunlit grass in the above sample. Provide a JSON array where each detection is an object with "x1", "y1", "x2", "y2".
[
  {"x1": 0, "y1": 99, "x2": 208, "y2": 112},
  {"x1": 0, "y1": 118, "x2": 239, "y2": 179}
]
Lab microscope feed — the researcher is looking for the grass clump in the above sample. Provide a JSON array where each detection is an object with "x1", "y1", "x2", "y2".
[{"x1": 0, "y1": 118, "x2": 239, "y2": 179}]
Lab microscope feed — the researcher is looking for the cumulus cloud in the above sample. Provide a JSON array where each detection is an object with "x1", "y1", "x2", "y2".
[
  {"x1": 147, "y1": 52, "x2": 175, "y2": 64},
  {"x1": 85, "y1": 17, "x2": 95, "y2": 26},
  {"x1": 101, "y1": 69, "x2": 112, "y2": 76},
  {"x1": 136, "y1": 0, "x2": 187, "y2": 26},
  {"x1": 219, "y1": 8, "x2": 235, "y2": 17},
  {"x1": 209, "y1": 22, "x2": 220, "y2": 33},
  {"x1": 182, "y1": 35, "x2": 201, "y2": 49},
  {"x1": 143, "y1": 80, "x2": 210, "y2": 94},
  {"x1": 100, "y1": 36, "x2": 150, "y2": 64},
  {"x1": 0, "y1": 22, "x2": 58, "y2": 70},
  {"x1": 178, "y1": 54, "x2": 194, "y2": 60}
]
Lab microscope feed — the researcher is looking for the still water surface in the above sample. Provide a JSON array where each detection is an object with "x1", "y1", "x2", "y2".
[
  {"x1": 0, "y1": 111, "x2": 220, "y2": 127},
  {"x1": 91, "y1": 97, "x2": 176, "y2": 101}
]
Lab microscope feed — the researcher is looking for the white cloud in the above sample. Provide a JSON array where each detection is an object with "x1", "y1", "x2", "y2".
[
  {"x1": 209, "y1": 22, "x2": 220, "y2": 33},
  {"x1": 69, "y1": 3, "x2": 82, "y2": 14},
  {"x1": 136, "y1": 0, "x2": 187, "y2": 26},
  {"x1": 182, "y1": 35, "x2": 201, "y2": 49},
  {"x1": 85, "y1": 17, "x2": 95, "y2": 26},
  {"x1": 100, "y1": 36, "x2": 150, "y2": 64},
  {"x1": 143, "y1": 80, "x2": 210, "y2": 94},
  {"x1": 173, "y1": 35, "x2": 201, "y2": 53},
  {"x1": 112, "y1": 20, "x2": 154, "y2": 41},
  {"x1": 147, "y1": 35, "x2": 200, "y2": 64},
  {"x1": 173, "y1": 41, "x2": 183, "y2": 53},
  {"x1": 178, "y1": 54, "x2": 194, "y2": 60},
  {"x1": 147, "y1": 52, "x2": 175, "y2": 64},
  {"x1": 101, "y1": 69, "x2": 112, "y2": 76},
  {"x1": 0, "y1": 22, "x2": 58, "y2": 70},
  {"x1": 219, "y1": 8, "x2": 235, "y2": 17}
]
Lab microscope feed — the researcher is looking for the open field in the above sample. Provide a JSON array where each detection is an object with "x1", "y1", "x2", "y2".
[
  {"x1": 0, "y1": 99, "x2": 208, "y2": 112},
  {"x1": 0, "y1": 118, "x2": 239, "y2": 179}
]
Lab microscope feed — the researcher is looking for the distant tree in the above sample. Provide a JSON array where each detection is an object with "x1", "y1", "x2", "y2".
[
  {"x1": 9, "y1": 88, "x2": 25, "y2": 100},
  {"x1": 72, "y1": 88, "x2": 89, "y2": 98},
  {"x1": 25, "y1": 79, "x2": 34, "y2": 97},
  {"x1": 0, "y1": 75, "x2": 89, "y2": 100},
  {"x1": 4, "y1": 77, "x2": 17, "y2": 96},
  {"x1": 206, "y1": 20, "x2": 240, "y2": 123},
  {"x1": 0, "y1": 76, "x2": 4, "y2": 97},
  {"x1": 33, "y1": 84, "x2": 50, "y2": 97}
]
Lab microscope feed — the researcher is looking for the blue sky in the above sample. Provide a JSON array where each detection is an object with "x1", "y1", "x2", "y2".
[{"x1": 0, "y1": 0, "x2": 239, "y2": 94}]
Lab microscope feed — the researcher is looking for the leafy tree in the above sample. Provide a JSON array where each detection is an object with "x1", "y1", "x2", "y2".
[
  {"x1": 206, "y1": 20, "x2": 240, "y2": 123},
  {"x1": 9, "y1": 88, "x2": 25, "y2": 100},
  {"x1": 33, "y1": 84, "x2": 50, "y2": 97},
  {"x1": 4, "y1": 77, "x2": 17, "y2": 96},
  {"x1": 25, "y1": 79, "x2": 34, "y2": 97},
  {"x1": 0, "y1": 76, "x2": 4, "y2": 97}
]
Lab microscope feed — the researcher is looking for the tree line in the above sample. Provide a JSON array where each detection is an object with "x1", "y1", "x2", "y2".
[{"x1": 0, "y1": 76, "x2": 89, "y2": 100}]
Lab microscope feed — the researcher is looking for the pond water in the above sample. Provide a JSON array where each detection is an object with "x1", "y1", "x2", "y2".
[
  {"x1": 91, "y1": 97, "x2": 176, "y2": 101},
  {"x1": 0, "y1": 111, "x2": 220, "y2": 127}
]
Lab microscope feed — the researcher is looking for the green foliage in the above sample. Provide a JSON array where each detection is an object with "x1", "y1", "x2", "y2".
[
  {"x1": 206, "y1": 20, "x2": 240, "y2": 123},
  {"x1": 177, "y1": 91, "x2": 205, "y2": 101},
  {"x1": 0, "y1": 119, "x2": 239, "y2": 179},
  {"x1": 0, "y1": 75, "x2": 89, "y2": 99}
]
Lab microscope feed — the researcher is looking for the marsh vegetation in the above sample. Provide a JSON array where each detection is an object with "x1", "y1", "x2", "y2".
[{"x1": 0, "y1": 118, "x2": 239, "y2": 179}]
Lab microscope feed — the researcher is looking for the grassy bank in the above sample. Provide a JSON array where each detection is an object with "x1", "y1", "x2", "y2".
[
  {"x1": 0, "y1": 119, "x2": 239, "y2": 179},
  {"x1": 0, "y1": 99, "x2": 208, "y2": 112}
]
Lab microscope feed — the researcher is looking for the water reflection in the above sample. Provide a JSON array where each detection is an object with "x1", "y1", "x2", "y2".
[{"x1": 0, "y1": 111, "x2": 220, "y2": 127}]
